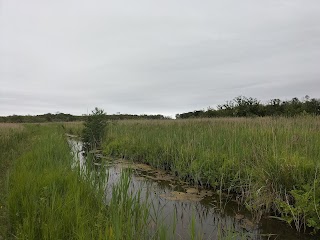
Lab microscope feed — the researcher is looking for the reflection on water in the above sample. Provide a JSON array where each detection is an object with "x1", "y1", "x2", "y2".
[
  {"x1": 68, "y1": 137, "x2": 85, "y2": 170},
  {"x1": 104, "y1": 161, "x2": 259, "y2": 240},
  {"x1": 68, "y1": 137, "x2": 318, "y2": 240}
]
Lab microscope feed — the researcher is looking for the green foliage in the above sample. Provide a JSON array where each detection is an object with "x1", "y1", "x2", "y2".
[
  {"x1": 103, "y1": 117, "x2": 320, "y2": 233},
  {"x1": 276, "y1": 181, "x2": 320, "y2": 233},
  {"x1": 176, "y1": 95, "x2": 320, "y2": 118},
  {"x1": 62, "y1": 122, "x2": 84, "y2": 136},
  {"x1": 0, "y1": 112, "x2": 169, "y2": 123},
  {"x1": 0, "y1": 124, "x2": 31, "y2": 237},
  {"x1": 0, "y1": 113, "x2": 79, "y2": 123},
  {"x1": 82, "y1": 107, "x2": 107, "y2": 152},
  {"x1": 6, "y1": 126, "x2": 109, "y2": 239},
  {"x1": 3, "y1": 124, "x2": 164, "y2": 239}
]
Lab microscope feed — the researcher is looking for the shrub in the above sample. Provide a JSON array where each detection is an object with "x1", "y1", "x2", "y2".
[{"x1": 82, "y1": 108, "x2": 107, "y2": 152}]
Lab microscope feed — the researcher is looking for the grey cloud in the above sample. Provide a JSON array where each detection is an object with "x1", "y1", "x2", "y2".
[{"x1": 1, "y1": 0, "x2": 320, "y2": 117}]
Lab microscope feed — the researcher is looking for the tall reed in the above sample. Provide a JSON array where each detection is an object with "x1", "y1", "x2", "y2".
[
  {"x1": 4, "y1": 125, "x2": 163, "y2": 239},
  {"x1": 0, "y1": 123, "x2": 30, "y2": 237},
  {"x1": 103, "y1": 117, "x2": 320, "y2": 231}
]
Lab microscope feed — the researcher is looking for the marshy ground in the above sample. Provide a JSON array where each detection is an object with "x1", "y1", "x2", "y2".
[{"x1": 1, "y1": 117, "x2": 320, "y2": 239}]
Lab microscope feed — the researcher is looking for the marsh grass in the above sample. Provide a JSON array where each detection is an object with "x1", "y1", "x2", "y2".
[
  {"x1": 0, "y1": 123, "x2": 30, "y2": 237},
  {"x1": 63, "y1": 121, "x2": 84, "y2": 136},
  {"x1": 2, "y1": 124, "x2": 165, "y2": 239},
  {"x1": 2, "y1": 119, "x2": 319, "y2": 238},
  {"x1": 103, "y1": 117, "x2": 320, "y2": 232}
]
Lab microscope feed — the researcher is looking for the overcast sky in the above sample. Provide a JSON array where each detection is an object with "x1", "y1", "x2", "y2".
[{"x1": 1, "y1": 0, "x2": 320, "y2": 117}]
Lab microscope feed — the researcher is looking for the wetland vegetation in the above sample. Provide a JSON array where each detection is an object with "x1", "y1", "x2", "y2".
[
  {"x1": 0, "y1": 124, "x2": 166, "y2": 239},
  {"x1": 1, "y1": 112, "x2": 320, "y2": 239},
  {"x1": 103, "y1": 117, "x2": 320, "y2": 235}
]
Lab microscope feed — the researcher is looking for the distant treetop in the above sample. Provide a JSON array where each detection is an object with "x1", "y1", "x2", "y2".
[{"x1": 176, "y1": 96, "x2": 320, "y2": 119}]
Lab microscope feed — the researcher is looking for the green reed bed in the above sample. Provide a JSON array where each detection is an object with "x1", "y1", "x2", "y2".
[
  {"x1": 62, "y1": 121, "x2": 84, "y2": 136},
  {"x1": 103, "y1": 117, "x2": 320, "y2": 232},
  {"x1": 2, "y1": 124, "x2": 165, "y2": 240},
  {"x1": 0, "y1": 123, "x2": 32, "y2": 237}
]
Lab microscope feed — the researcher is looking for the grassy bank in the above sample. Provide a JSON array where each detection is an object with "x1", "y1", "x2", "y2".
[
  {"x1": 103, "y1": 117, "x2": 320, "y2": 232},
  {"x1": 0, "y1": 124, "x2": 32, "y2": 237},
  {"x1": 1, "y1": 124, "x2": 167, "y2": 239}
]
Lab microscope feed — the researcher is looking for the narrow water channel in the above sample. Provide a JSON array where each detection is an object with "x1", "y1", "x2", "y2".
[{"x1": 68, "y1": 137, "x2": 318, "y2": 240}]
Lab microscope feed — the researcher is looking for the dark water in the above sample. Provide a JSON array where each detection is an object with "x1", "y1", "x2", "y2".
[{"x1": 68, "y1": 138, "x2": 318, "y2": 240}]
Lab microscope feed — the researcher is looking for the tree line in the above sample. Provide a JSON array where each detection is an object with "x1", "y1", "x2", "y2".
[
  {"x1": 176, "y1": 95, "x2": 320, "y2": 119},
  {"x1": 2, "y1": 95, "x2": 319, "y2": 122},
  {"x1": 0, "y1": 112, "x2": 170, "y2": 123}
]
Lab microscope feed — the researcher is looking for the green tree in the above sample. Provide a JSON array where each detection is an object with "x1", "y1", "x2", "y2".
[{"x1": 82, "y1": 107, "x2": 107, "y2": 152}]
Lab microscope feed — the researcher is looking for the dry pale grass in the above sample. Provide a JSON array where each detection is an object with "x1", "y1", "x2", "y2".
[
  {"x1": 62, "y1": 121, "x2": 84, "y2": 136},
  {"x1": 0, "y1": 123, "x2": 24, "y2": 129},
  {"x1": 0, "y1": 123, "x2": 24, "y2": 136}
]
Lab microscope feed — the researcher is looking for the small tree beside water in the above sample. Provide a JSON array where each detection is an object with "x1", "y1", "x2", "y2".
[{"x1": 82, "y1": 107, "x2": 107, "y2": 152}]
